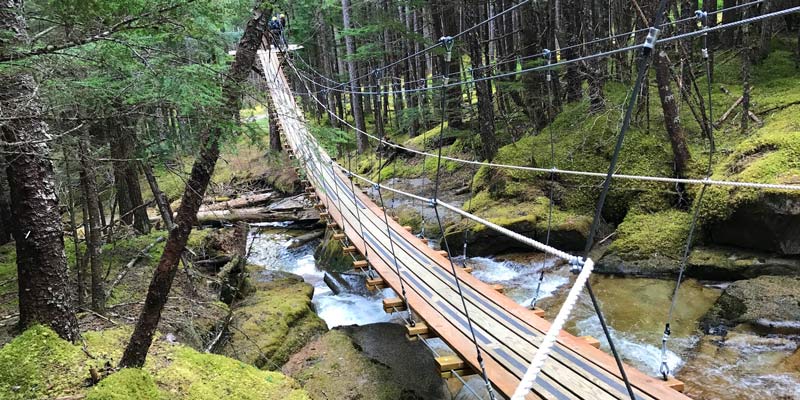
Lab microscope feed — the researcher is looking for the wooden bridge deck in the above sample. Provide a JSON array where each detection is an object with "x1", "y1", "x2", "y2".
[{"x1": 259, "y1": 50, "x2": 689, "y2": 400}]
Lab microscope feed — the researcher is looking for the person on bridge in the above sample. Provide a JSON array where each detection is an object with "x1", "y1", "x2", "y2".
[{"x1": 268, "y1": 16, "x2": 286, "y2": 50}]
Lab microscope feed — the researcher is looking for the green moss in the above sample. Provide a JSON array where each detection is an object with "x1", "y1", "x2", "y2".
[
  {"x1": 610, "y1": 210, "x2": 693, "y2": 260},
  {"x1": 0, "y1": 325, "x2": 86, "y2": 400},
  {"x1": 0, "y1": 325, "x2": 309, "y2": 400},
  {"x1": 221, "y1": 270, "x2": 326, "y2": 369},
  {"x1": 86, "y1": 369, "x2": 163, "y2": 400},
  {"x1": 396, "y1": 207, "x2": 423, "y2": 232},
  {"x1": 156, "y1": 347, "x2": 309, "y2": 400},
  {"x1": 0, "y1": 243, "x2": 17, "y2": 316}
]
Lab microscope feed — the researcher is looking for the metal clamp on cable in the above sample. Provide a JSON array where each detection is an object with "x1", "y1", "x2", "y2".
[
  {"x1": 695, "y1": 10, "x2": 710, "y2": 59},
  {"x1": 372, "y1": 184, "x2": 380, "y2": 191},
  {"x1": 569, "y1": 256, "x2": 585, "y2": 274},
  {"x1": 372, "y1": 68, "x2": 383, "y2": 81},
  {"x1": 643, "y1": 27, "x2": 660, "y2": 50},
  {"x1": 427, "y1": 198, "x2": 437, "y2": 208},
  {"x1": 439, "y1": 36, "x2": 455, "y2": 62},
  {"x1": 543, "y1": 49, "x2": 552, "y2": 82},
  {"x1": 659, "y1": 323, "x2": 672, "y2": 380}
]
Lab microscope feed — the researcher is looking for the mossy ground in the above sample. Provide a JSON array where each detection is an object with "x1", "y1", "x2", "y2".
[{"x1": 0, "y1": 325, "x2": 309, "y2": 400}]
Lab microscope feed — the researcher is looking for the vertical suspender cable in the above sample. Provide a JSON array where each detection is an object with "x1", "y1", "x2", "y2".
[
  {"x1": 531, "y1": 49, "x2": 556, "y2": 310},
  {"x1": 579, "y1": 1, "x2": 670, "y2": 399},
  {"x1": 347, "y1": 152, "x2": 377, "y2": 279},
  {"x1": 658, "y1": 9, "x2": 717, "y2": 380},
  {"x1": 371, "y1": 68, "x2": 416, "y2": 327},
  {"x1": 432, "y1": 36, "x2": 496, "y2": 400}
]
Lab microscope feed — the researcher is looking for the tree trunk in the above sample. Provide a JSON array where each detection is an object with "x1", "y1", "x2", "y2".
[
  {"x1": 464, "y1": 0, "x2": 497, "y2": 161},
  {"x1": 340, "y1": 0, "x2": 368, "y2": 152},
  {"x1": 61, "y1": 149, "x2": 85, "y2": 306},
  {"x1": 78, "y1": 137, "x2": 105, "y2": 314},
  {"x1": 119, "y1": 5, "x2": 271, "y2": 368},
  {"x1": 0, "y1": 0, "x2": 79, "y2": 342},
  {"x1": 268, "y1": 98, "x2": 282, "y2": 151},
  {"x1": 742, "y1": 12, "x2": 752, "y2": 134},
  {"x1": 654, "y1": 49, "x2": 691, "y2": 177},
  {"x1": 0, "y1": 164, "x2": 12, "y2": 245},
  {"x1": 141, "y1": 162, "x2": 174, "y2": 229}
]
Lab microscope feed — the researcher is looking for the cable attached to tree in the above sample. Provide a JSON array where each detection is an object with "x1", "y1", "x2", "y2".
[
  {"x1": 430, "y1": 36, "x2": 496, "y2": 400},
  {"x1": 658, "y1": 9, "x2": 717, "y2": 381}
]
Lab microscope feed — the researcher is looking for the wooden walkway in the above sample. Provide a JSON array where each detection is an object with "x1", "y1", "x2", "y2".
[{"x1": 259, "y1": 49, "x2": 690, "y2": 400}]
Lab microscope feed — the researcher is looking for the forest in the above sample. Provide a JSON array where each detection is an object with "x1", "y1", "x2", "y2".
[{"x1": 1, "y1": 0, "x2": 800, "y2": 399}]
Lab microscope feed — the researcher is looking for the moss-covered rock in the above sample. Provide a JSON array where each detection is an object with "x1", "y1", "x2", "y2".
[
  {"x1": 86, "y1": 368, "x2": 162, "y2": 400},
  {"x1": 0, "y1": 325, "x2": 310, "y2": 400},
  {"x1": 313, "y1": 230, "x2": 353, "y2": 272},
  {"x1": 0, "y1": 325, "x2": 87, "y2": 399},
  {"x1": 445, "y1": 195, "x2": 591, "y2": 256},
  {"x1": 283, "y1": 325, "x2": 446, "y2": 400},
  {"x1": 686, "y1": 246, "x2": 800, "y2": 280},
  {"x1": 221, "y1": 268, "x2": 326, "y2": 369},
  {"x1": 702, "y1": 275, "x2": 800, "y2": 334}
]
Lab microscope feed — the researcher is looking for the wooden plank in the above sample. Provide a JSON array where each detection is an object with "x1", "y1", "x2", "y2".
[
  {"x1": 435, "y1": 355, "x2": 465, "y2": 371},
  {"x1": 580, "y1": 336, "x2": 601, "y2": 349},
  {"x1": 382, "y1": 297, "x2": 406, "y2": 313},
  {"x1": 353, "y1": 260, "x2": 369, "y2": 269},
  {"x1": 666, "y1": 378, "x2": 685, "y2": 393},
  {"x1": 532, "y1": 308, "x2": 545, "y2": 318},
  {"x1": 264, "y1": 51, "x2": 688, "y2": 400},
  {"x1": 491, "y1": 284, "x2": 505, "y2": 294},
  {"x1": 332, "y1": 233, "x2": 345, "y2": 240},
  {"x1": 402, "y1": 225, "x2": 413, "y2": 233}
]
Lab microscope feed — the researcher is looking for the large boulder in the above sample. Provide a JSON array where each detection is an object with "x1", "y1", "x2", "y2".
[
  {"x1": 708, "y1": 193, "x2": 800, "y2": 255},
  {"x1": 283, "y1": 323, "x2": 449, "y2": 400},
  {"x1": 701, "y1": 275, "x2": 800, "y2": 334},
  {"x1": 220, "y1": 268, "x2": 327, "y2": 369}
]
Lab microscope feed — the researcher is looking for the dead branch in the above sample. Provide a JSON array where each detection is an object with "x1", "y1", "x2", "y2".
[{"x1": 105, "y1": 236, "x2": 166, "y2": 298}]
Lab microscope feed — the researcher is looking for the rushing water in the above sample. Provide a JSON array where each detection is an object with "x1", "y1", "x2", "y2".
[
  {"x1": 247, "y1": 226, "x2": 396, "y2": 329},
  {"x1": 248, "y1": 225, "x2": 800, "y2": 399},
  {"x1": 465, "y1": 253, "x2": 800, "y2": 399}
]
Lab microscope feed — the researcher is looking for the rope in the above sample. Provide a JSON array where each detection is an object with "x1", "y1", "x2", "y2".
[
  {"x1": 287, "y1": 56, "x2": 800, "y2": 192},
  {"x1": 432, "y1": 37, "x2": 495, "y2": 400},
  {"x1": 511, "y1": 258, "x2": 595, "y2": 399},
  {"x1": 659, "y1": 9, "x2": 718, "y2": 381}
]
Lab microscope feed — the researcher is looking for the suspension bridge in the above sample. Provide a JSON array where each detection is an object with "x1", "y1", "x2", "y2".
[{"x1": 258, "y1": 47, "x2": 691, "y2": 400}]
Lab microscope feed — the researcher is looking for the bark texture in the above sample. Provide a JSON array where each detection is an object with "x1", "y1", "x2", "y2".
[
  {"x1": 78, "y1": 137, "x2": 105, "y2": 313},
  {"x1": 0, "y1": 0, "x2": 79, "y2": 342},
  {"x1": 654, "y1": 49, "x2": 691, "y2": 177}
]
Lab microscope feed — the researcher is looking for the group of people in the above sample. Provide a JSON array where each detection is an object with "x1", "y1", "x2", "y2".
[{"x1": 268, "y1": 13, "x2": 288, "y2": 50}]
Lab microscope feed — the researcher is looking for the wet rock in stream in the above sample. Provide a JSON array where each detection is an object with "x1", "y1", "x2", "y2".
[{"x1": 702, "y1": 275, "x2": 800, "y2": 334}]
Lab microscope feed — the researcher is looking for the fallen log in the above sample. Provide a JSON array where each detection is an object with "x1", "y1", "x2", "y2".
[
  {"x1": 195, "y1": 207, "x2": 320, "y2": 224},
  {"x1": 199, "y1": 192, "x2": 274, "y2": 212},
  {"x1": 715, "y1": 96, "x2": 744, "y2": 127},
  {"x1": 286, "y1": 230, "x2": 324, "y2": 249},
  {"x1": 105, "y1": 236, "x2": 166, "y2": 298}
]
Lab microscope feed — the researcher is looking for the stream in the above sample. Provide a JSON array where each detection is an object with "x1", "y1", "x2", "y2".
[{"x1": 247, "y1": 224, "x2": 800, "y2": 399}]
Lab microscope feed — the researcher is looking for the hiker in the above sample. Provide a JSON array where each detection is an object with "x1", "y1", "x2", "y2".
[{"x1": 268, "y1": 16, "x2": 284, "y2": 49}]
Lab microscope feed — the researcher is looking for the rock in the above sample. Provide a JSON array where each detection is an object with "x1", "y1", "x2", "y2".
[
  {"x1": 220, "y1": 268, "x2": 327, "y2": 369},
  {"x1": 323, "y1": 272, "x2": 370, "y2": 296},
  {"x1": 445, "y1": 217, "x2": 589, "y2": 257},
  {"x1": 454, "y1": 376, "x2": 492, "y2": 400},
  {"x1": 709, "y1": 193, "x2": 800, "y2": 255},
  {"x1": 283, "y1": 323, "x2": 449, "y2": 400},
  {"x1": 595, "y1": 253, "x2": 679, "y2": 277},
  {"x1": 313, "y1": 230, "x2": 355, "y2": 272},
  {"x1": 687, "y1": 246, "x2": 800, "y2": 280},
  {"x1": 701, "y1": 275, "x2": 800, "y2": 334}
]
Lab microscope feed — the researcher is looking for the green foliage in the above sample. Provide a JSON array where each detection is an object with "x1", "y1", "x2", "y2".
[{"x1": 309, "y1": 122, "x2": 354, "y2": 156}]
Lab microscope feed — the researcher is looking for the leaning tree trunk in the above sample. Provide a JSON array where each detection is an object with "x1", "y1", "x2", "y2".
[
  {"x1": 654, "y1": 49, "x2": 691, "y2": 177},
  {"x1": 78, "y1": 137, "x2": 105, "y2": 313},
  {"x1": 141, "y1": 162, "x2": 174, "y2": 229},
  {"x1": 0, "y1": 0, "x2": 79, "y2": 342},
  {"x1": 119, "y1": 4, "x2": 271, "y2": 369},
  {"x1": 340, "y1": 0, "x2": 368, "y2": 152}
]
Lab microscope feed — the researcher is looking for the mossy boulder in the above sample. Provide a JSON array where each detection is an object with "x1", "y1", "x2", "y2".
[
  {"x1": 86, "y1": 368, "x2": 162, "y2": 400},
  {"x1": 313, "y1": 230, "x2": 353, "y2": 272},
  {"x1": 686, "y1": 246, "x2": 800, "y2": 280},
  {"x1": 702, "y1": 275, "x2": 800, "y2": 334},
  {"x1": 0, "y1": 325, "x2": 309, "y2": 400},
  {"x1": 283, "y1": 324, "x2": 447, "y2": 400},
  {"x1": 445, "y1": 195, "x2": 591, "y2": 256},
  {"x1": 221, "y1": 268, "x2": 327, "y2": 369}
]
